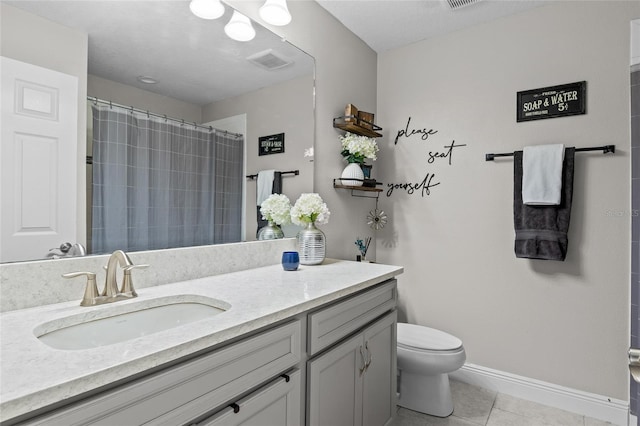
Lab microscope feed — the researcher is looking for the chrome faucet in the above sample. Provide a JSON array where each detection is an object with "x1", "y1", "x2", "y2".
[{"x1": 63, "y1": 250, "x2": 149, "y2": 306}]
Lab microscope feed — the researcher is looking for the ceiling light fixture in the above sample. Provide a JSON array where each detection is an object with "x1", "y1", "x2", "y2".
[
  {"x1": 224, "y1": 11, "x2": 256, "y2": 42},
  {"x1": 259, "y1": 0, "x2": 292, "y2": 26},
  {"x1": 189, "y1": 0, "x2": 225, "y2": 20}
]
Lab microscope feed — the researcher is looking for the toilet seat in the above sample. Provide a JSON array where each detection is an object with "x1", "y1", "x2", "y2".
[{"x1": 397, "y1": 323, "x2": 462, "y2": 352}]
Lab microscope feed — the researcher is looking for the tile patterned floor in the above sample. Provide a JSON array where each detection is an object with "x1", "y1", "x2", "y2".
[{"x1": 391, "y1": 380, "x2": 615, "y2": 426}]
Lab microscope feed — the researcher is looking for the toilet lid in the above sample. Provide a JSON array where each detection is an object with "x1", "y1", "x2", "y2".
[{"x1": 397, "y1": 323, "x2": 463, "y2": 351}]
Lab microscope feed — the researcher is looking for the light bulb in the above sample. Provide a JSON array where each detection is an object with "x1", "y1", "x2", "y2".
[
  {"x1": 224, "y1": 11, "x2": 256, "y2": 42},
  {"x1": 189, "y1": 0, "x2": 224, "y2": 20},
  {"x1": 259, "y1": 0, "x2": 292, "y2": 26}
]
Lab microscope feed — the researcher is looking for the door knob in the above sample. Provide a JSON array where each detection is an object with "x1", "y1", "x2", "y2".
[{"x1": 629, "y1": 348, "x2": 640, "y2": 383}]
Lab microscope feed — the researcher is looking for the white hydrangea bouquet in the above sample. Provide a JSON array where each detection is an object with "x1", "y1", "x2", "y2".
[
  {"x1": 291, "y1": 193, "x2": 330, "y2": 226},
  {"x1": 340, "y1": 132, "x2": 379, "y2": 164},
  {"x1": 260, "y1": 194, "x2": 292, "y2": 225}
]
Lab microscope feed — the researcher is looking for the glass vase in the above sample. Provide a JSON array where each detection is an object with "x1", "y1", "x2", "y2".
[
  {"x1": 257, "y1": 221, "x2": 284, "y2": 240},
  {"x1": 296, "y1": 222, "x2": 326, "y2": 265}
]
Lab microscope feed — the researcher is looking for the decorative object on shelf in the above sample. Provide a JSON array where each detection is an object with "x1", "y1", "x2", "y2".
[
  {"x1": 367, "y1": 208, "x2": 388, "y2": 230},
  {"x1": 361, "y1": 164, "x2": 372, "y2": 179},
  {"x1": 355, "y1": 237, "x2": 371, "y2": 262},
  {"x1": 340, "y1": 162, "x2": 365, "y2": 186},
  {"x1": 281, "y1": 251, "x2": 299, "y2": 271},
  {"x1": 339, "y1": 132, "x2": 379, "y2": 186},
  {"x1": 340, "y1": 132, "x2": 379, "y2": 164},
  {"x1": 258, "y1": 194, "x2": 291, "y2": 240},
  {"x1": 291, "y1": 193, "x2": 330, "y2": 265}
]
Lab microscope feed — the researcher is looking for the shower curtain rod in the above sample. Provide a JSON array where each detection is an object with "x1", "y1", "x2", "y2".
[
  {"x1": 485, "y1": 145, "x2": 615, "y2": 161},
  {"x1": 87, "y1": 96, "x2": 243, "y2": 138}
]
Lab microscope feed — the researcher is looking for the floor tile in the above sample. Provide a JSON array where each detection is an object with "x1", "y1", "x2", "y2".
[
  {"x1": 450, "y1": 379, "x2": 497, "y2": 425},
  {"x1": 487, "y1": 408, "x2": 555, "y2": 426},
  {"x1": 584, "y1": 417, "x2": 615, "y2": 426},
  {"x1": 493, "y1": 393, "x2": 584, "y2": 426},
  {"x1": 395, "y1": 407, "x2": 480, "y2": 426}
]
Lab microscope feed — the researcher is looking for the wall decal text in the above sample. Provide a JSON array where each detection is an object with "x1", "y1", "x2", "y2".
[
  {"x1": 428, "y1": 141, "x2": 467, "y2": 165},
  {"x1": 387, "y1": 117, "x2": 468, "y2": 198},
  {"x1": 394, "y1": 117, "x2": 438, "y2": 145},
  {"x1": 386, "y1": 173, "x2": 441, "y2": 197}
]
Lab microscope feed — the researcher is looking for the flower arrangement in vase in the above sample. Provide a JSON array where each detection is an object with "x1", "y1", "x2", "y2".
[
  {"x1": 339, "y1": 132, "x2": 379, "y2": 186},
  {"x1": 291, "y1": 193, "x2": 330, "y2": 265},
  {"x1": 258, "y1": 194, "x2": 291, "y2": 240}
]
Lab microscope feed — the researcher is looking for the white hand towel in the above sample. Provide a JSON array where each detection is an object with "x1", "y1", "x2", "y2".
[
  {"x1": 257, "y1": 170, "x2": 275, "y2": 206},
  {"x1": 522, "y1": 144, "x2": 565, "y2": 205}
]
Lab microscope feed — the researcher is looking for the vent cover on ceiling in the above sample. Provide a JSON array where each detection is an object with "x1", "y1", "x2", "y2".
[
  {"x1": 444, "y1": 0, "x2": 482, "y2": 10},
  {"x1": 246, "y1": 49, "x2": 293, "y2": 70}
]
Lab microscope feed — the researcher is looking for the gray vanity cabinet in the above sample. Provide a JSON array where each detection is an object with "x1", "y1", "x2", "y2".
[
  {"x1": 18, "y1": 321, "x2": 302, "y2": 426},
  {"x1": 12, "y1": 278, "x2": 398, "y2": 426},
  {"x1": 307, "y1": 311, "x2": 396, "y2": 426},
  {"x1": 196, "y1": 369, "x2": 301, "y2": 426},
  {"x1": 306, "y1": 279, "x2": 397, "y2": 426}
]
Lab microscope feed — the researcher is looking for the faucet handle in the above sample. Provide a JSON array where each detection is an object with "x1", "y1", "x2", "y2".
[
  {"x1": 120, "y1": 264, "x2": 150, "y2": 297},
  {"x1": 62, "y1": 271, "x2": 99, "y2": 306}
]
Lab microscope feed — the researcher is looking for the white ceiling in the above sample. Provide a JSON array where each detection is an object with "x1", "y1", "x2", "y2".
[
  {"x1": 5, "y1": 0, "x2": 314, "y2": 106},
  {"x1": 5, "y1": 0, "x2": 547, "y2": 107},
  {"x1": 316, "y1": 0, "x2": 547, "y2": 53}
]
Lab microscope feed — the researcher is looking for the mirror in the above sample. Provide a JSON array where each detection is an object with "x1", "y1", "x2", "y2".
[{"x1": 1, "y1": 1, "x2": 315, "y2": 262}]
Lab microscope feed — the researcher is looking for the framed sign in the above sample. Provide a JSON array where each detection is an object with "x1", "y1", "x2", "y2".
[
  {"x1": 516, "y1": 81, "x2": 586, "y2": 122},
  {"x1": 258, "y1": 133, "x2": 285, "y2": 156}
]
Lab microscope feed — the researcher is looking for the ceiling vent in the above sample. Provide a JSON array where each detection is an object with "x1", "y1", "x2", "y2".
[
  {"x1": 247, "y1": 49, "x2": 292, "y2": 70},
  {"x1": 444, "y1": 0, "x2": 482, "y2": 10}
]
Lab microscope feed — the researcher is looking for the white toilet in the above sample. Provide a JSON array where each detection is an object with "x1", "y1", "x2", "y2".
[{"x1": 396, "y1": 323, "x2": 466, "y2": 417}]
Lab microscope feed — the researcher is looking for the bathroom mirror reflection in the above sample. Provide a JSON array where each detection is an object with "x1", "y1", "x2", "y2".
[{"x1": 1, "y1": 1, "x2": 315, "y2": 263}]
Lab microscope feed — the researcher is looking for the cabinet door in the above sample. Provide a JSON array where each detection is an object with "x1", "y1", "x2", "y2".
[
  {"x1": 197, "y1": 370, "x2": 301, "y2": 426},
  {"x1": 307, "y1": 333, "x2": 364, "y2": 426},
  {"x1": 362, "y1": 311, "x2": 397, "y2": 426}
]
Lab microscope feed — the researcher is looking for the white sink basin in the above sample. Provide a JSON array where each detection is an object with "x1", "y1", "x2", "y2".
[{"x1": 35, "y1": 296, "x2": 229, "y2": 350}]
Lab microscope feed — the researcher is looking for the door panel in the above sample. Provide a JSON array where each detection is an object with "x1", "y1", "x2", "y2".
[{"x1": 1, "y1": 56, "x2": 78, "y2": 261}]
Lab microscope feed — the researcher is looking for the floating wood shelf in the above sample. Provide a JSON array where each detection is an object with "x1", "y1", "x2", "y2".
[
  {"x1": 333, "y1": 115, "x2": 382, "y2": 138},
  {"x1": 333, "y1": 179, "x2": 383, "y2": 199}
]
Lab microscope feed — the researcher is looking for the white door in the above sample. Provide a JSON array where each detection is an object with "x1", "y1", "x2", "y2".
[{"x1": 1, "y1": 56, "x2": 78, "y2": 262}]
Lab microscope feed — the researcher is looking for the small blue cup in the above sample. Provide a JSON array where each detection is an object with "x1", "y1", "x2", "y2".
[{"x1": 282, "y1": 251, "x2": 300, "y2": 271}]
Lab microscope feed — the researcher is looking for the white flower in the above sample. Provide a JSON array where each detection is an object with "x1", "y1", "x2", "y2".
[
  {"x1": 291, "y1": 193, "x2": 330, "y2": 226},
  {"x1": 340, "y1": 132, "x2": 379, "y2": 163},
  {"x1": 260, "y1": 194, "x2": 292, "y2": 225}
]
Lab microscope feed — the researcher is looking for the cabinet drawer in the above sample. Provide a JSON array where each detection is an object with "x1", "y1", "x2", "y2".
[
  {"x1": 22, "y1": 320, "x2": 302, "y2": 426},
  {"x1": 196, "y1": 369, "x2": 301, "y2": 426},
  {"x1": 308, "y1": 280, "x2": 396, "y2": 356}
]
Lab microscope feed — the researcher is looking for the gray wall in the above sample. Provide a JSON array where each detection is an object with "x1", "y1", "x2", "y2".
[
  {"x1": 377, "y1": 1, "x2": 638, "y2": 401},
  {"x1": 203, "y1": 75, "x2": 315, "y2": 239},
  {"x1": 228, "y1": 0, "x2": 379, "y2": 262}
]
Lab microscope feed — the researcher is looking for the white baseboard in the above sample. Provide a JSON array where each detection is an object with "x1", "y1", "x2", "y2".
[
  {"x1": 630, "y1": 413, "x2": 636, "y2": 426},
  {"x1": 450, "y1": 363, "x2": 629, "y2": 426}
]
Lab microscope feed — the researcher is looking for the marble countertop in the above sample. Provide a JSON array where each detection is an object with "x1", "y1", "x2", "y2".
[{"x1": 0, "y1": 259, "x2": 403, "y2": 422}]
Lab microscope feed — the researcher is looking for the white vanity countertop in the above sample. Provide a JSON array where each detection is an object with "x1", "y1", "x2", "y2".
[{"x1": 0, "y1": 259, "x2": 403, "y2": 422}]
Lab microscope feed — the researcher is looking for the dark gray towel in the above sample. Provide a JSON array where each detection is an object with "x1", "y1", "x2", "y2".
[
  {"x1": 513, "y1": 148, "x2": 575, "y2": 261},
  {"x1": 256, "y1": 171, "x2": 283, "y2": 237}
]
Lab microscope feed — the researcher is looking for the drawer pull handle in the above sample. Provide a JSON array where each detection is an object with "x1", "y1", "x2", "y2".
[
  {"x1": 359, "y1": 345, "x2": 367, "y2": 376},
  {"x1": 229, "y1": 402, "x2": 240, "y2": 414},
  {"x1": 281, "y1": 373, "x2": 290, "y2": 383}
]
